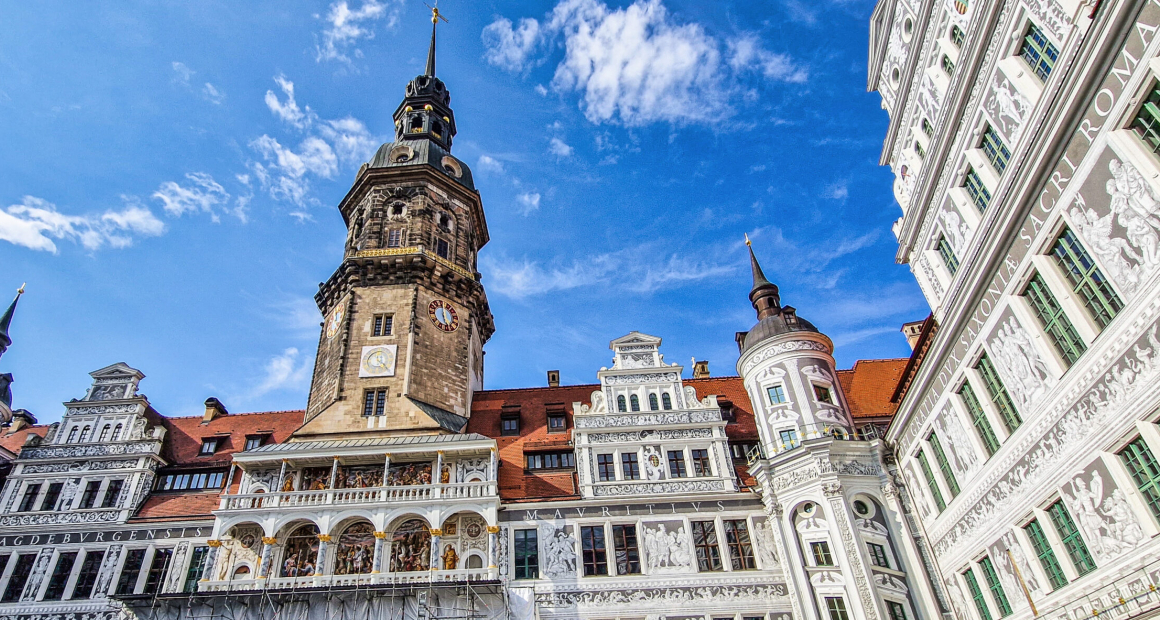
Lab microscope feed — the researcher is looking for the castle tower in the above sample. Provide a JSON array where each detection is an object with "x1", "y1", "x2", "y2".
[
  {"x1": 736, "y1": 241, "x2": 946, "y2": 620},
  {"x1": 298, "y1": 17, "x2": 494, "y2": 440}
]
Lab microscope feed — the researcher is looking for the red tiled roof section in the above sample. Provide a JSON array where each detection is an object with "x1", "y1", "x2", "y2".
[
  {"x1": 158, "y1": 409, "x2": 304, "y2": 467},
  {"x1": 837, "y1": 359, "x2": 909, "y2": 421},
  {"x1": 132, "y1": 493, "x2": 219, "y2": 522},
  {"x1": 0, "y1": 425, "x2": 49, "y2": 456},
  {"x1": 685, "y1": 377, "x2": 758, "y2": 441}
]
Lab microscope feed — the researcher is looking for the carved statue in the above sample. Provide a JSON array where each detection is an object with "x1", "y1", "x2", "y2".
[
  {"x1": 441, "y1": 544, "x2": 459, "y2": 570},
  {"x1": 940, "y1": 208, "x2": 971, "y2": 255},
  {"x1": 988, "y1": 317, "x2": 1050, "y2": 410},
  {"x1": 540, "y1": 526, "x2": 577, "y2": 578},
  {"x1": 1070, "y1": 194, "x2": 1142, "y2": 294},
  {"x1": 988, "y1": 79, "x2": 1029, "y2": 139}
]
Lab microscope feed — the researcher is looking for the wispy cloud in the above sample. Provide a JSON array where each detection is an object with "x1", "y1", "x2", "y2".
[
  {"x1": 152, "y1": 172, "x2": 237, "y2": 221},
  {"x1": 241, "y1": 347, "x2": 314, "y2": 402},
  {"x1": 477, "y1": 155, "x2": 506, "y2": 174},
  {"x1": 172, "y1": 62, "x2": 227, "y2": 105},
  {"x1": 171, "y1": 61, "x2": 194, "y2": 86},
  {"x1": 548, "y1": 137, "x2": 574, "y2": 157},
  {"x1": 823, "y1": 181, "x2": 849, "y2": 202},
  {"x1": 315, "y1": 0, "x2": 399, "y2": 64},
  {"x1": 202, "y1": 82, "x2": 225, "y2": 105},
  {"x1": 0, "y1": 196, "x2": 164, "y2": 253},
  {"x1": 516, "y1": 192, "x2": 541, "y2": 215},
  {"x1": 482, "y1": 17, "x2": 543, "y2": 71}
]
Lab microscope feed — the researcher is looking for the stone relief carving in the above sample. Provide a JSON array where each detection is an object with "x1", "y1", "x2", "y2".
[
  {"x1": 534, "y1": 584, "x2": 787, "y2": 608},
  {"x1": 593, "y1": 479, "x2": 724, "y2": 496},
  {"x1": 247, "y1": 468, "x2": 279, "y2": 492},
  {"x1": 801, "y1": 365, "x2": 834, "y2": 383},
  {"x1": 811, "y1": 569, "x2": 845, "y2": 585},
  {"x1": 21, "y1": 548, "x2": 54, "y2": 601},
  {"x1": 589, "y1": 428, "x2": 712, "y2": 444},
  {"x1": 940, "y1": 208, "x2": 972, "y2": 255},
  {"x1": 642, "y1": 522, "x2": 693, "y2": 573},
  {"x1": 997, "y1": 531, "x2": 1041, "y2": 601},
  {"x1": 775, "y1": 465, "x2": 820, "y2": 492},
  {"x1": 743, "y1": 341, "x2": 831, "y2": 372},
  {"x1": 575, "y1": 391, "x2": 608, "y2": 416},
  {"x1": 918, "y1": 255, "x2": 945, "y2": 301},
  {"x1": 987, "y1": 78, "x2": 1030, "y2": 141},
  {"x1": 1062, "y1": 471, "x2": 1145, "y2": 561},
  {"x1": 618, "y1": 353, "x2": 656, "y2": 369},
  {"x1": 497, "y1": 525, "x2": 510, "y2": 578},
  {"x1": 574, "y1": 410, "x2": 719, "y2": 429},
  {"x1": 751, "y1": 519, "x2": 779, "y2": 567},
  {"x1": 59, "y1": 478, "x2": 80, "y2": 509},
  {"x1": 19, "y1": 441, "x2": 158, "y2": 460},
  {"x1": 830, "y1": 497, "x2": 879, "y2": 620},
  {"x1": 1026, "y1": 0, "x2": 1071, "y2": 41},
  {"x1": 539, "y1": 524, "x2": 577, "y2": 578},
  {"x1": 874, "y1": 572, "x2": 909, "y2": 593},
  {"x1": 455, "y1": 457, "x2": 488, "y2": 482},
  {"x1": 987, "y1": 316, "x2": 1052, "y2": 411},
  {"x1": 933, "y1": 405, "x2": 979, "y2": 476},
  {"x1": 67, "y1": 404, "x2": 138, "y2": 416},
  {"x1": 0, "y1": 511, "x2": 121, "y2": 527},
  {"x1": 642, "y1": 446, "x2": 665, "y2": 481},
  {"x1": 945, "y1": 575, "x2": 970, "y2": 620},
  {"x1": 93, "y1": 544, "x2": 123, "y2": 598},
  {"x1": 163, "y1": 542, "x2": 191, "y2": 593},
  {"x1": 605, "y1": 373, "x2": 678, "y2": 385}
]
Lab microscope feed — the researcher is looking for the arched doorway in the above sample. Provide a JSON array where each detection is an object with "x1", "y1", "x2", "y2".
[{"x1": 389, "y1": 519, "x2": 431, "y2": 572}]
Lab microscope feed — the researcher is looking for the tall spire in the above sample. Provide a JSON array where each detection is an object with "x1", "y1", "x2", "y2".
[
  {"x1": 0, "y1": 283, "x2": 24, "y2": 361},
  {"x1": 744, "y1": 236, "x2": 780, "y2": 320},
  {"x1": 425, "y1": 5, "x2": 447, "y2": 77}
]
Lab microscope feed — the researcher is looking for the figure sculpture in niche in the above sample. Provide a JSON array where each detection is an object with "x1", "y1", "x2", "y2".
[{"x1": 442, "y1": 544, "x2": 459, "y2": 570}]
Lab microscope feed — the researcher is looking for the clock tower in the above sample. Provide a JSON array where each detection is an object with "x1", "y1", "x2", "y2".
[{"x1": 297, "y1": 17, "x2": 494, "y2": 439}]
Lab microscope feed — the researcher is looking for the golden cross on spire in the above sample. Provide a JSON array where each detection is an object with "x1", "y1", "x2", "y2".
[
  {"x1": 426, "y1": 2, "x2": 448, "y2": 25},
  {"x1": 744, "y1": 233, "x2": 752, "y2": 247}
]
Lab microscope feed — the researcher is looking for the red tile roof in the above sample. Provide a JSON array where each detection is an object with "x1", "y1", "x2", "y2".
[
  {"x1": 132, "y1": 492, "x2": 220, "y2": 523},
  {"x1": 0, "y1": 424, "x2": 49, "y2": 456},
  {"x1": 837, "y1": 359, "x2": 909, "y2": 421},
  {"x1": 158, "y1": 409, "x2": 304, "y2": 467}
]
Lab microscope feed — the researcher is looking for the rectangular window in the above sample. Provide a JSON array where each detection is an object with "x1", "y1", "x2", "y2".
[
  {"x1": 1119, "y1": 437, "x2": 1160, "y2": 523},
  {"x1": 547, "y1": 413, "x2": 567, "y2": 432},
  {"x1": 43, "y1": 551, "x2": 78, "y2": 600},
  {"x1": 979, "y1": 556, "x2": 1013, "y2": 616},
  {"x1": 916, "y1": 449, "x2": 947, "y2": 511},
  {"x1": 621, "y1": 453, "x2": 640, "y2": 480},
  {"x1": 813, "y1": 385, "x2": 834, "y2": 404},
  {"x1": 597, "y1": 454, "x2": 615, "y2": 481},
  {"x1": 514, "y1": 529, "x2": 539, "y2": 579},
  {"x1": 2, "y1": 554, "x2": 37, "y2": 602},
  {"x1": 1019, "y1": 23, "x2": 1059, "y2": 82},
  {"x1": 116, "y1": 549, "x2": 148, "y2": 595},
  {"x1": 436, "y1": 238, "x2": 450, "y2": 259},
  {"x1": 691, "y1": 521, "x2": 722, "y2": 572},
  {"x1": 101, "y1": 479, "x2": 123, "y2": 508},
  {"x1": 915, "y1": 141, "x2": 927, "y2": 159},
  {"x1": 937, "y1": 235, "x2": 960, "y2": 275},
  {"x1": 40, "y1": 482, "x2": 63, "y2": 511},
  {"x1": 981, "y1": 126, "x2": 1011, "y2": 174},
  {"x1": 1051, "y1": 226, "x2": 1123, "y2": 329},
  {"x1": 183, "y1": 546, "x2": 209, "y2": 593},
  {"x1": 887, "y1": 601, "x2": 908, "y2": 620},
  {"x1": 668, "y1": 451, "x2": 687, "y2": 478},
  {"x1": 524, "y1": 451, "x2": 575, "y2": 470},
  {"x1": 1024, "y1": 272, "x2": 1087, "y2": 365},
  {"x1": 975, "y1": 354, "x2": 1021, "y2": 433},
  {"x1": 868, "y1": 542, "x2": 890, "y2": 568},
  {"x1": 779, "y1": 429, "x2": 801, "y2": 450},
  {"x1": 1131, "y1": 82, "x2": 1160, "y2": 154},
  {"x1": 144, "y1": 548, "x2": 173, "y2": 594},
  {"x1": 826, "y1": 597, "x2": 851, "y2": 620},
  {"x1": 724, "y1": 520, "x2": 756, "y2": 570},
  {"x1": 612, "y1": 524, "x2": 641, "y2": 575},
  {"x1": 691, "y1": 449, "x2": 711, "y2": 476},
  {"x1": 959, "y1": 383, "x2": 1000, "y2": 456},
  {"x1": 1024, "y1": 519, "x2": 1068, "y2": 590},
  {"x1": 941, "y1": 55, "x2": 955, "y2": 76},
  {"x1": 386, "y1": 229, "x2": 402, "y2": 248},
  {"x1": 1048, "y1": 500, "x2": 1096, "y2": 575},
  {"x1": 964, "y1": 167, "x2": 991, "y2": 212},
  {"x1": 17, "y1": 484, "x2": 40, "y2": 512},
  {"x1": 810, "y1": 541, "x2": 834, "y2": 566},
  {"x1": 928, "y1": 432, "x2": 960, "y2": 496},
  {"x1": 951, "y1": 25, "x2": 965, "y2": 47},
  {"x1": 964, "y1": 568, "x2": 992, "y2": 620},
  {"x1": 922, "y1": 119, "x2": 934, "y2": 136},
  {"x1": 199, "y1": 439, "x2": 218, "y2": 455},
  {"x1": 372, "y1": 314, "x2": 393, "y2": 336},
  {"x1": 363, "y1": 390, "x2": 375, "y2": 417},
  {"x1": 767, "y1": 385, "x2": 786, "y2": 404},
  {"x1": 78, "y1": 481, "x2": 101, "y2": 509},
  {"x1": 501, "y1": 415, "x2": 520, "y2": 436},
  {"x1": 580, "y1": 526, "x2": 607, "y2": 576},
  {"x1": 244, "y1": 435, "x2": 265, "y2": 451},
  {"x1": 158, "y1": 471, "x2": 225, "y2": 491},
  {"x1": 71, "y1": 550, "x2": 105, "y2": 599}
]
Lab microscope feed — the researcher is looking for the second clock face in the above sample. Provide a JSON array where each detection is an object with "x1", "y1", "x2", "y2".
[
  {"x1": 325, "y1": 305, "x2": 345, "y2": 339},
  {"x1": 428, "y1": 299, "x2": 460, "y2": 332}
]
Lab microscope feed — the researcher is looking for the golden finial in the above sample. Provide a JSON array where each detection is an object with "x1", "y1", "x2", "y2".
[
  {"x1": 426, "y1": 2, "x2": 448, "y2": 24},
  {"x1": 744, "y1": 233, "x2": 752, "y2": 247},
  {"x1": 16, "y1": 283, "x2": 25, "y2": 296}
]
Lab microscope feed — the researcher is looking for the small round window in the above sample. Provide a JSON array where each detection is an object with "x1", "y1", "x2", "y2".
[
  {"x1": 853, "y1": 500, "x2": 870, "y2": 516},
  {"x1": 800, "y1": 502, "x2": 815, "y2": 516}
]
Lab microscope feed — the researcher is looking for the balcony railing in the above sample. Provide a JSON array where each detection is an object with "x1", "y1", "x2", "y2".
[
  {"x1": 200, "y1": 567, "x2": 499, "y2": 592},
  {"x1": 219, "y1": 480, "x2": 497, "y2": 511},
  {"x1": 747, "y1": 423, "x2": 880, "y2": 466}
]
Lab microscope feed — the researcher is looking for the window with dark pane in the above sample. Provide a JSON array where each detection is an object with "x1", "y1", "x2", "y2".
[
  {"x1": 937, "y1": 235, "x2": 960, "y2": 275},
  {"x1": 922, "y1": 119, "x2": 934, "y2": 136},
  {"x1": 71, "y1": 550, "x2": 105, "y2": 599},
  {"x1": 40, "y1": 482, "x2": 63, "y2": 511},
  {"x1": 929, "y1": 432, "x2": 960, "y2": 496},
  {"x1": 144, "y1": 548, "x2": 174, "y2": 594},
  {"x1": 941, "y1": 55, "x2": 955, "y2": 76},
  {"x1": 78, "y1": 481, "x2": 101, "y2": 509},
  {"x1": 916, "y1": 449, "x2": 947, "y2": 511},
  {"x1": 868, "y1": 542, "x2": 890, "y2": 567},
  {"x1": 1119, "y1": 437, "x2": 1160, "y2": 523},
  {"x1": 630, "y1": 395, "x2": 640, "y2": 411},
  {"x1": 975, "y1": 354, "x2": 1021, "y2": 433},
  {"x1": 888, "y1": 601, "x2": 908, "y2": 620},
  {"x1": 514, "y1": 529, "x2": 539, "y2": 579},
  {"x1": 2, "y1": 554, "x2": 36, "y2": 602},
  {"x1": 813, "y1": 385, "x2": 833, "y2": 404},
  {"x1": 1024, "y1": 272, "x2": 1086, "y2": 365},
  {"x1": 597, "y1": 454, "x2": 615, "y2": 481},
  {"x1": 724, "y1": 520, "x2": 756, "y2": 570},
  {"x1": 1132, "y1": 82, "x2": 1160, "y2": 154},
  {"x1": 981, "y1": 126, "x2": 1011, "y2": 174},
  {"x1": 915, "y1": 141, "x2": 927, "y2": 159},
  {"x1": 435, "y1": 238, "x2": 449, "y2": 259},
  {"x1": 1047, "y1": 500, "x2": 1096, "y2": 575},
  {"x1": 951, "y1": 25, "x2": 965, "y2": 47},
  {"x1": 116, "y1": 549, "x2": 148, "y2": 595},
  {"x1": 691, "y1": 521, "x2": 722, "y2": 571},
  {"x1": 959, "y1": 382, "x2": 1000, "y2": 456},
  {"x1": 964, "y1": 167, "x2": 991, "y2": 212},
  {"x1": 525, "y1": 451, "x2": 574, "y2": 470},
  {"x1": 101, "y1": 479, "x2": 123, "y2": 508},
  {"x1": 1019, "y1": 23, "x2": 1059, "y2": 81},
  {"x1": 373, "y1": 313, "x2": 393, "y2": 336},
  {"x1": 621, "y1": 453, "x2": 640, "y2": 480},
  {"x1": 691, "y1": 449, "x2": 712, "y2": 476},
  {"x1": 43, "y1": 551, "x2": 78, "y2": 600},
  {"x1": 979, "y1": 556, "x2": 1012, "y2": 616},
  {"x1": 668, "y1": 450, "x2": 687, "y2": 478},
  {"x1": 648, "y1": 393, "x2": 659, "y2": 410},
  {"x1": 18, "y1": 484, "x2": 40, "y2": 512},
  {"x1": 826, "y1": 597, "x2": 851, "y2": 620},
  {"x1": 612, "y1": 524, "x2": 641, "y2": 575},
  {"x1": 1051, "y1": 226, "x2": 1123, "y2": 329},
  {"x1": 964, "y1": 568, "x2": 993, "y2": 620},
  {"x1": 183, "y1": 546, "x2": 209, "y2": 593},
  {"x1": 811, "y1": 541, "x2": 834, "y2": 566},
  {"x1": 1024, "y1": 519, "x2": 1068, "y2": 590},
  {"x1": 580, "y1": 526, "x2": 607, "y2": 576}
]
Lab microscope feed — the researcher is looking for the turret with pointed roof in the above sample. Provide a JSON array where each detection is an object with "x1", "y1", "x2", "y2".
[
  {"x1": 736, "y1": 240, "x2": 819, "y2": 355},
  {"x1": 0, "y1": 284, "x2": 23, "y2": 361}
]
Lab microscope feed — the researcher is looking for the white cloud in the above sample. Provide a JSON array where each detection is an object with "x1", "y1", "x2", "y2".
[
  {"x1": 0, "y1": 196, "x2": 164, "y2": 253},
  {"x1": 318, "y1": 117, "x2": 377, "y2": 163},
  {"x1": 516, "y1": 192, "x2": 541, "y2": 215},
  {"x1": 265, "y1": 75, "x2": 313, "y2": 129},
  {"x1": 548, "y1": 137, "x2": 574, "y2": 157},
  {"x1": 481, "y1": 17, "x2": 543, "y2": 71},
  {"x1": 823, "y1": 181, "x2": 849, "y2": 202},
  {"x1": 202, "y1": 82, "x2": 225, "y2": 105},
  {"x1": 316, "y1": 0, "x2": 397, "y2": 64},
  {"x1": 152, "y1": 172, "x2": 235, "y2": 221},
  {"x1": 171, "y1": 61, "x2": 193, "y2": 86},
  {"x1": 728, "y1": 34, "x2": 808, "y2": 83},
  {"x1": 247, "y1": 347, "x2": 313, "y2": 400},
  {"x1": 477, "y1": 155, "x2": 506, "y2": 174}
]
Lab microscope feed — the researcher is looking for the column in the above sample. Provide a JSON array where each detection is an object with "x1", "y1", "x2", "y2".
[
  {"x1": 429, "y1": 529, "x2": 442, "y2": 571},
  {"x1": 490, "y1": 448, "x2": 497, "y2": 481},
  {"x1": 328, "y1": 456, "x2": 340, "y2": 503},
  {"x1": 486, "y1": 526, "x2": 499, "y2": 569},
  {"x1": 434, "y1": 451, "x2": 444, "y2": 498},
  {"x1": 278, "y1": 459, "x2": 288, "y2": 492},
  {"x1": 315, "y1": 535, "x2": 330, "y2": 576},
  {"x1": 372, "y1": 531, "x2": 387, "y2": 573},
  {"x1": 381, "y1": 453, "x2": 392, "y2": 501},
  {"x1": 224, "y1": 464, "x2": 237, "y2": 494},
  {"x1": 258, "y1": 537, "x2": 277, "y2": 578},
  {"x1": 202, "y1": 540, "x2": 221, "y2": 582}
]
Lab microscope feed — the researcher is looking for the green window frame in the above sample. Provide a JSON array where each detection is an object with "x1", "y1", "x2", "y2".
[
  {"x1": 922, "y1": 119, "x2": 934, "y2": 136},
  {"x1": 1050, "y1": 226, "x2": 1123, "y2": 329},
  {"x1": 928, "y1": 432, "x2": 960, "y2": 496},
  {"x1": 182, "y1": 546, "x2": 209, "y2": 593},
  {"x1": 942, "y1": 55, "x2": 956, "y2": 77},
  {"x1": 1024, "y1": 272, "x2": 1087, "y2": 365},
  {"x1": 916, "y1": 449, "x2": 947, "y2": 511},
  {"x1": 981, "y1": 126, "x2": 1011, "y2": 174},
  {"x1": 1024, "y1": 519, "x2": 1068, "y2": 590},
  {"x1": 979, "y1": 556, "x2": 1013, "y2": 616},
  {"x1": 938, "y1": 235, "x2": 960, "y2": 275},
  {"x1": 964, "y1": 568, "x2": 993, "y2": 620},
  {"x1": 887, "y1": 601, "x2": 908, "y2": 620},
  {"x1": 826, "y1": 597, "x2": 851, "y2": 620},
  {"x1": 951, "y1": 25, "x2": 965, "y2": 48},
  {"x1": 975, "y1": 354, "x2": 1022, "y2": 433},
  {"x1": 1047, "y1": 500, "x2": 1097, "y2": 575},
  {"x1": 767, "y1": 385, "x2": 786, "y2": 404},
  {"x1": 1131, "y1": 81, "x2": 1160, "y2": 154},
  {"x1": 868, "y1": 542, "x2": 890, "y2": 568},
  {"x1": 811, "y1": 541, "x2": 834, "y2": 566},
  {"x1": 964, "y1": 167, "x2": 991, "y2": 212},
  {"x1": 514, "y1": 529, "x2": 539, "y2": 579},
  {"x1": 915, "y1": 141, "x2": 926, "y2": 158},
  {"x1": 1118, "y1": 437, "x2": 1160, "y2": 523},
  {"x1": 1019, "y1": 23, "x2": 1059, "y2": 82},
  {"x1": 959, "y1": 382, "x2": 1000, "y2": 456}
]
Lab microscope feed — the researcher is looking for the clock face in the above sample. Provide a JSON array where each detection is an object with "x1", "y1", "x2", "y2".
[
  {"x1": 325, "y1": 305, "x2": 345, "y2": 339},
  {"x1": 359, "y1": 345, "x2": 398, "y2": 378},
  {"x1": 428, "y1": 299, "x2": 460, "y2": 332}
]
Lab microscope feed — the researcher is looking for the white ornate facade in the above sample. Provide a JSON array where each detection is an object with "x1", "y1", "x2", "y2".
[{"x1": 871, "y1": 0, "x2": 1160, "y2": 619}]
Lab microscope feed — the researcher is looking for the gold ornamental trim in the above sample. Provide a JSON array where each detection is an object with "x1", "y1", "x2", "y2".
[
  {"x1": 317, "y1": 534, "x2": 332, "y2": 542},
  {"x1": 486, "y1": 526, "x2": 500, "y2": 534},
  {"x1": 262, "y1": 537, "x2": 277, "y2": 545},
  {"x1": 430, "y1": 529, "x2": 444, "y2": 536},
  {"x1": 206, "y1": 540, "x2": 222, "y2": 548},
  {"x1": 374, "y1": 531, "x2": 387, "y2": 539},
  {"x1": 354, "y1": 246, "x2": 475, "y2": 281}
]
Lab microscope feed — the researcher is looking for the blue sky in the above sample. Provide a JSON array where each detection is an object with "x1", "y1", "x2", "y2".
[{"x1": 0, "y1": 0, "x2": 925, "y2": 423}]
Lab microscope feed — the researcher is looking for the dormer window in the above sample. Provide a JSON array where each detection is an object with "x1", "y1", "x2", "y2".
[
  {"x1": 67, "y1": 427, "x2": 79, "y2": 443},
  {"x1": 78, "y1": 425, "x2": 92, "y2": 443},
  {"x1": 199, "y1": 439, "x2": 219, "y2": 456},
  {"x1": 111, "y1": 424, "x2": 123, "y2": 441},
  {"x1": 98, "y1": 425, "x2": 111, "y2": 442},
  {"x1": 244, "y1": 435, "x2": 268, "y2": 451},
  {"x1": 783, "y1": 307, "x2": 799, "y2": 326},
  {"x1": 501, "y1": 405, "x2": 521, "y2": 436}
]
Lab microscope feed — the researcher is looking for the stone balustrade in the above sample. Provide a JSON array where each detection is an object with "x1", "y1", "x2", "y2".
[{"x1": 219, "y1": 480, "x2": 497, "y2": 511}]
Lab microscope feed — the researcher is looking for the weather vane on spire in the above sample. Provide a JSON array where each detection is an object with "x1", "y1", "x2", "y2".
[
  {"x1": 425, "y1": 1, "x2": 448, "y2": 25},
  {"x1": 744, "y1": 233, "x2": 752, "y2": 247},
  {"x1": 423, "y1": 1, "x2": 448, "y2": 77}
]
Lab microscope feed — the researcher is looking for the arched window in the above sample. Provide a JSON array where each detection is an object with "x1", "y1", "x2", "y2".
[
  {"x1": 232, "y1": 565, "x2": 251, "y2": 579},
  {"x1": 662, "y1": 393, "x2": 672, "y2": 410},
  {"x1": 465, "y1": 554, "x2": 483, "y2": 569},
  {"x1": 111, "y1": 424, "x2": 123, "y2": 441},
  {"x1": 617, "y1": 396, "x2": 627, "y2": 412},
  {"x1": 280, "y1": 523, "x2": 320, "y2": 577},
  {"x1": 67, "y1": 427, "x2": 79, "y2": 443},
  {"x1": 630, "y1": 395, "x2": 640, "y2": 412},
  {"x1": 334, "y1": 522, "x2": 375, "y2": 575},
  {"x1": 79, "y1": 426, "x2": 92, "y2": 443},
  {"x1": 390, "y1": 520, "x2": 431, "y2": 572},
  {"x1": 648, "y1": 394, "x2": 659, "y2": 411},
  {"x1": 98, "y1": 425, "x2": 111, "y2": 442}
]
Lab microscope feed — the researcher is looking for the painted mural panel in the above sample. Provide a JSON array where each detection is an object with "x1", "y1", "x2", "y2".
[
  {"x1": 336, "y1": 465, "x2": 383, "y2": 489},
  {"x1": 334, "y1": 523, "x2": 375, "y2": 574},
  {"x1": 281, "y1": 524, "x2": 320, "y2": 577},
  {"x1": 389, "y1": 519, "x2": 431, "y2": 572},
  {"x1": 386, "y1": 462, "x2": 432, "y2": 486}
]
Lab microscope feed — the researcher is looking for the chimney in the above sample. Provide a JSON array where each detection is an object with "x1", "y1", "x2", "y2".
[
  {"x1": 547, "y1": 370, "x2": 560, "y2": 387},
  {"x1": 901, "y1": 320, "x2": 926, "y2": 350},
  {"x1": 692, "y1": 360, "x2": 710, "y2": 379},
  {"x1": 8, "y1": 409, "x2": 36, "y2": 433},
  {"x1": 203, "y1": 397, "x2": 228, "y2": 423}
]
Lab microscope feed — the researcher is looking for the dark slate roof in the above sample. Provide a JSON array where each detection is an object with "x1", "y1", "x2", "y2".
[
  {"x1": 739, "y1": 313, "x2": 821, "y2": 354},
  {"x1": 368, "y1": 139, "x2": 475, "y2": 192}
]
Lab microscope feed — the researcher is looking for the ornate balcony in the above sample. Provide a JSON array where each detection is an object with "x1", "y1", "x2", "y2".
[
  {"x1": 200, "y1": 567, "x2": 499, "y2": 592},
  {"x1": 747, "y1": 423, "x2": 881, "y2": 465},
  {"x1": 219, "y1": 480, "x2": 498, "y2": 511}
]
